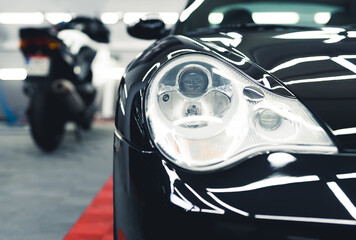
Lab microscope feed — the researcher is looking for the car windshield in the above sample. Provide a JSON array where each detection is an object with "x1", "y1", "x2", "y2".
[{"x1": 174, "y1": 0, "x2": 356, "y2": 34}]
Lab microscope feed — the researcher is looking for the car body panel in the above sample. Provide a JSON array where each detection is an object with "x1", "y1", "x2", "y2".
[
  {"x1": 187, "y1": 28, "x2": 356, "y2": 150},
  {"x1": 116, "y1": 28, "x2": 356, "y2": 151},
  {"x1": 114, "y1": 9, "x2": 356, "y2": 240},
  {"x1": 114, "y1": 131, "x2": 356, "y2": 239}
]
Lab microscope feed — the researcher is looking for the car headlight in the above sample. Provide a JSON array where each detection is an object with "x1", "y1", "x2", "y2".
[{"x1": 145, "y1": 54, "x2": 337, "y2": 171}]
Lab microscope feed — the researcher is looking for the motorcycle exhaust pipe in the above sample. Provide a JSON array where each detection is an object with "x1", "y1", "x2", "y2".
[{"x1": 52, "y1": 79, "x2": 85, "y2": 114}]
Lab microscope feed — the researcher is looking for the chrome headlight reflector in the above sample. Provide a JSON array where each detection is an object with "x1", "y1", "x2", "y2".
[{"x1": 145, "y1": 54, "x2": 337, "y2": 171}]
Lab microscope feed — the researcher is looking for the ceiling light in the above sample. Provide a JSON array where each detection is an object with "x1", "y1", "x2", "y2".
[
  {"x1": 252, "y1": 12, "x2": 299, "y2": 25},
  {"x1": 0, "y1": 12, "x2": 44, "y2": 25}
]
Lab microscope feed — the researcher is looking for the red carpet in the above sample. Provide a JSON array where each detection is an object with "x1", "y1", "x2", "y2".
[{"x1": 63, "y1": 176, "x2": 114, "y2": 240}]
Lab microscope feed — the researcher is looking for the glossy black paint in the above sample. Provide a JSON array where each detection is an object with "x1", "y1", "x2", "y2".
[
  {"x1": 114, "y1": 133, "x2": 356, "y2": 239},
  {"x1": 182, "y1": 28, "x2": 356, "y2": 150},
  {"x1": 114, "y1": 23, "x2": 356, "y2": 240},
  {"x1": 197, "y1": 27, "x2": 356, "y2": 150}
]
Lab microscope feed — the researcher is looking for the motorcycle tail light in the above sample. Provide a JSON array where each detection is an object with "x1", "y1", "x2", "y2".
[{"x1": 20, "y1": 38, "x2": 60, "y2": 50}]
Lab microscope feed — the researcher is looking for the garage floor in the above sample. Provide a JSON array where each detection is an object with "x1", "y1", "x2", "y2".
[{"x1": 0, "y1": 121, "x2": 114, "y2": 240}]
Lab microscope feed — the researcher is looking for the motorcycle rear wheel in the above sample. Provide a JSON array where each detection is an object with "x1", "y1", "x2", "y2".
[{"x1": 28, "y1": 94, "x2": 65, "y2": 152}]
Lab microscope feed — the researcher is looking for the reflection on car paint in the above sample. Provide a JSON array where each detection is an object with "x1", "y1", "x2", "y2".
[
  {"x1": 273, "y1": 28, "x2": 347, "y2": 44},
  {"x1": 207, "y1": 192, "x2": 249, "y2": 216},
  {"x1": 268, "y1": 56, "x2": 331, "y2": 73},
  {"x1": 327, "y1": 182, "x2": 356, "y2": 220},
  {"x1": 164, "y1": 151, "x2": 356, "y2": 225},
  {"x1": 206, "y1": 174, "x2": 320, "y2": 193},
  {"x1": 163, "y1": 161, "x2": 223, "y2": 214},
  {"x1": 255, "y1": 214, "x2": 356, "y2": 225},
  {"x1": 337, "y1": 172, "x2": 356, "y2": 179},
  {"x1": 267, "y1": 152, "x2": 297, "y2": 168},
  {"x1": 167, "y1": 49, "x2": 199, "y2": 59},
  {"x1": 185, "y1": 183, "x2": 225, "y2": 214},
  {"x1": 285, "y1": 74, "x2": 356, "y2": 85},
  {"x1": 179, "y1": 0, "x2": 205, "y2": 22}
]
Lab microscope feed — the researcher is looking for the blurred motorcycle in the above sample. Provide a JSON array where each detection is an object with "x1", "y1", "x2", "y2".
[{"x1": 19, "y1": 16, "x2": 110, "y2": 151}]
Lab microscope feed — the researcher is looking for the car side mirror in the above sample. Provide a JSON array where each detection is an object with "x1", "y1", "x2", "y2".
[{"x1": 127, "y1": 18, "x2": 168, "y2": 40}]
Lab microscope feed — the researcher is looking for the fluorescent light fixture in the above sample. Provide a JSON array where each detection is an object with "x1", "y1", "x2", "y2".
[
  {"x1": 159, "y1": 12, "x2": 179, "y2": 25},
  {"x1": 45, "y1": 12, "x2": 72, "y2": 24},
  {"x1": 0, "y1": 12, "x2": 44, "y2": 24},
  {"x1": 208, "y1": 12, "x2": 224, "y2": 25},
  {"x1": 315, "y1": 12, "x2": 331, "y2": 24},
  {"x1": 0, "y1": 68, "x2": 27, "y2": 81},
  {"x1": 252, "y1": 12, "x2": 299, "y2": 25},
  {"x1": 101, "y1": 12, "x2": 123, "y2": 25},
  {"x1": 123, "y1": 12, "x2": 147, "y2": 24}
]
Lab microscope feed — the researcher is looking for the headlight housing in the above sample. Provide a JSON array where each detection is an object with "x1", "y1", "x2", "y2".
[{"x1": 145, "y1": 54, "x2": 337, "y2": 171}]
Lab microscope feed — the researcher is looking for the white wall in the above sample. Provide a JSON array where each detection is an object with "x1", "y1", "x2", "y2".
[
  {"x1": 0, "y1": 0, "x2": 187, "y2": 120},
  {"x1": 0, "y1": 0, "x2": 186, "y2": 13}
]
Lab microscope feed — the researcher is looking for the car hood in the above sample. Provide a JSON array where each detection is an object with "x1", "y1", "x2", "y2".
[{"x1": 191, "y1": 27, "x2": 356, "y2": 151}]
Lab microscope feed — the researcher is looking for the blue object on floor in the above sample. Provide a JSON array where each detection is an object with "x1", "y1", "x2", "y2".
[{"x1": 0, "y1": 81, "x2": 17, "y2": 124}]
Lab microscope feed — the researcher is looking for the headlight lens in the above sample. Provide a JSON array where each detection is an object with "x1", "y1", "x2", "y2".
[{"x1": 145, "y1": 54, "x2": 337, "y2": 171}]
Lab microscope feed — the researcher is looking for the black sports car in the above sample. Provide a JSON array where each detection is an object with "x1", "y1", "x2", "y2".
[{"x1": 113, "y1": 0, "x2": 356, "y2": 239}]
